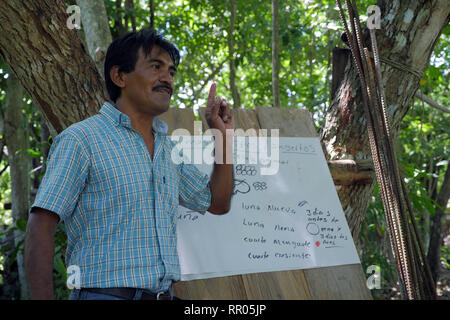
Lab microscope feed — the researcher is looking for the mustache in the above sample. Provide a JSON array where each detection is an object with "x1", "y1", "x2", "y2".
[{"x1": 153, "y1": 84, "x2": 173, "y2": 95}]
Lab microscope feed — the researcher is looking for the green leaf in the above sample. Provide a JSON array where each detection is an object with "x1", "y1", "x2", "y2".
[
  {"x1": 26, "y1": 149, "x2": 42, "y2": 158},
  {"x1": 15, "y1": 218, "x2": 27, "y2": 232},
  {"x1": 53, "y1": 253, "x2": 67, "y2": 279}
]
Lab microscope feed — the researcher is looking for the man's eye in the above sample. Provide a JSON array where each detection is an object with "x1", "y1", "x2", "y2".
[{"x1": 151, "y1": 64, "x2": 160, "y2": 70}]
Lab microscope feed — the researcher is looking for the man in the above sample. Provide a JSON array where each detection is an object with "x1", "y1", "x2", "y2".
[{"x1": 25, "y1": 28, "x2": 234, "y2": 300}]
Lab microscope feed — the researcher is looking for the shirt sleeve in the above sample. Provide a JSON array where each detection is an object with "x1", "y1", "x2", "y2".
[
  {"x1": 31, "y1": 129, "x2": 90, "y2": 222},
  {"x1": 178, "y1": 161, "x2": 212, "y2": 214}
]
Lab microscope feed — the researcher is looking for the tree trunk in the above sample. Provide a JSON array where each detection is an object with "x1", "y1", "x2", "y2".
[
  {"x1": 149, "y1": 0, "x2": 155, "y2": 29},
  {"x1": 0, "y1": 0, "x2": 107, "y2": 135},
  {"x1": 271, "y1": 0, "x2": 280, "y2": 108},
  {"x1": 320, "y1": 0, "x2": 450, "y2": 246},
  {"x1": 113, "y1": 0, "x2": 125, "y2": 38},
  {"x1": 76, "y1": 0, "x2": 113, "y2": 75},
  {"x1": 125, "y1": 0, "x2": 136, "y2": 32},
  {"x1": 427, "y1": 164, "x2": 450, "y2": 283},
  {"x1": 35, "y1": 112, "x2": 51, "y2": 196},
  {"x1": 3, "y1": 72, "x2": 30, "y2": 300},
  {"x1": 228, "y1": 0, "x2": 241, "y2": 108},
  {"x1": 40, "y1": 113, "x2": 50, "y2": 160}
]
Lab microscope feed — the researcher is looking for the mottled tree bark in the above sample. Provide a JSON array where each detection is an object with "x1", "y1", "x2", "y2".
[
  {"x1": 320, "y1": 0, "x2": 450, "y2": 245},
  {"x1": 76, "y1": 0, "x2": 113, "y2": 75},
  {"x1": 3, "y1": 73, "x2": 30, "y2": 300},
  {"x1": 0, "y1": 0, "x2": 107, "y2": 135}
]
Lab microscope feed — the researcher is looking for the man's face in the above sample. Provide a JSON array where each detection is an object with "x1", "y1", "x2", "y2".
[{"x1": 122, "y1": 45, "x2": 177, "y2": 116}]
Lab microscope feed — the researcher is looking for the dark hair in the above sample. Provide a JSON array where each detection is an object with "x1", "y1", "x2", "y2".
[{"x1": 104, "y1": 28, "x2": 180, "y2": 102}]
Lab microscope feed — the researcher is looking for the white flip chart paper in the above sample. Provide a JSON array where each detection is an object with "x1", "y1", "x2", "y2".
[{"x1": 174, "y1": 136, "x2": 360, "y2": 281}]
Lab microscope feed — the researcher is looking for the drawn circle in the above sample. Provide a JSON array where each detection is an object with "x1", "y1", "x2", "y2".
[
  {"x1": 235, "y1": 164, "x2": 257, "y2": 176},
  {"x1": 306, "y1": 222, "x2": 319, "y2": 235},
  {"x1": 252, "y1": 181, "x2": 267, "y2": 191},
  {"x1": 233, "y1": 179, "x2": 251, "y2": 195}
]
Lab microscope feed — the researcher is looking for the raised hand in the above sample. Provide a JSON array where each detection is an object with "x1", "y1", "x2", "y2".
[{"x1": 205, "y1": 82, "x2": 234, "y2": 134}]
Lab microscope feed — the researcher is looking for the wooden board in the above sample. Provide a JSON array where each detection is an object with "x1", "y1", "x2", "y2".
[
  {"x1": 158, "y1": 107, "x2": 196, "y2": 135},
  {"x1": 170, "y1": 107, "x2": 372, "y2": 300}
]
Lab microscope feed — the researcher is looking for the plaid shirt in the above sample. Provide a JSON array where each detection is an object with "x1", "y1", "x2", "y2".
[{"x1": 31, "y1": 102, "x2": 211, "y2": 291}]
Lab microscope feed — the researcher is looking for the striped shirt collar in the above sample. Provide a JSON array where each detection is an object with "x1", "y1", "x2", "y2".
[{"x1": 100, "y1": 101, "x2": 168, "y2": 135}]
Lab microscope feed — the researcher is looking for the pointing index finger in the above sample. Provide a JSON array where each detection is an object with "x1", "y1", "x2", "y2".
[{"x1": 207, "y1": 82, "x2": 216, "y2": 108}]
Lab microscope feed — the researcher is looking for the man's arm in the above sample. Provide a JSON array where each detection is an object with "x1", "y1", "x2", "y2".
[
  {"x1": 25, "y1": 208, "x2": 59, "y2": 300},
  {"x1": 205, "y1": 82, "x2": 234, "y2": 215},
  {"x1": 208, "y1": 152, "x2": 234, "y2": 214},
  {"x1": 25, "y1": 129, "x2": 89, "y2": 299}
]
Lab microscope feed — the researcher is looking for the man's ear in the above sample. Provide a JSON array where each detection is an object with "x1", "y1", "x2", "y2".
[{"x1": 110, "y1": 66, "x2": 127, "y2": 89}]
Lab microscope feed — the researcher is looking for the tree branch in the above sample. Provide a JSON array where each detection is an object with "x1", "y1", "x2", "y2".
[
  {"x1": 328, "y1": 159, "x2": 374, "y2": 185},
  {"x1": 0, "y1": 163, "x2": 9, "y2": 176},
  {"x1": 416, "y1": 91, "x2": 450, "y2": 114},
  {"x1": 149, "y1": 0, "x2": 155, "y2": 29},
  {"x1": 191, "y1": 58, "x2": 227, "y2": 103},
  {"x1": 0, "y1": 139, "x2": 4, "y2": 164},
  {"x1": 28, "y1": 122, "x2": 40, "y2": 143}
]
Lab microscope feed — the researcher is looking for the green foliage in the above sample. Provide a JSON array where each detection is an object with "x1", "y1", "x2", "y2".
[
  {"x1": 105, "y1": 0, "x2": 360, "y2": 123},
  {"x1": 0, "y1": 219, "x2": 25, "y2": 270},
  {"x1": 360, "y1": 184, "x2": 397, "y2": 299},
  {"x1": 0, "y1": 217, "x2": 23, "y2": 300},
  {"x1": 441, "y1": 245, "x2": 450, "y2": 270},
  {"x1": 53, "y1": 224, "x2": 69, "y2": 300}
]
